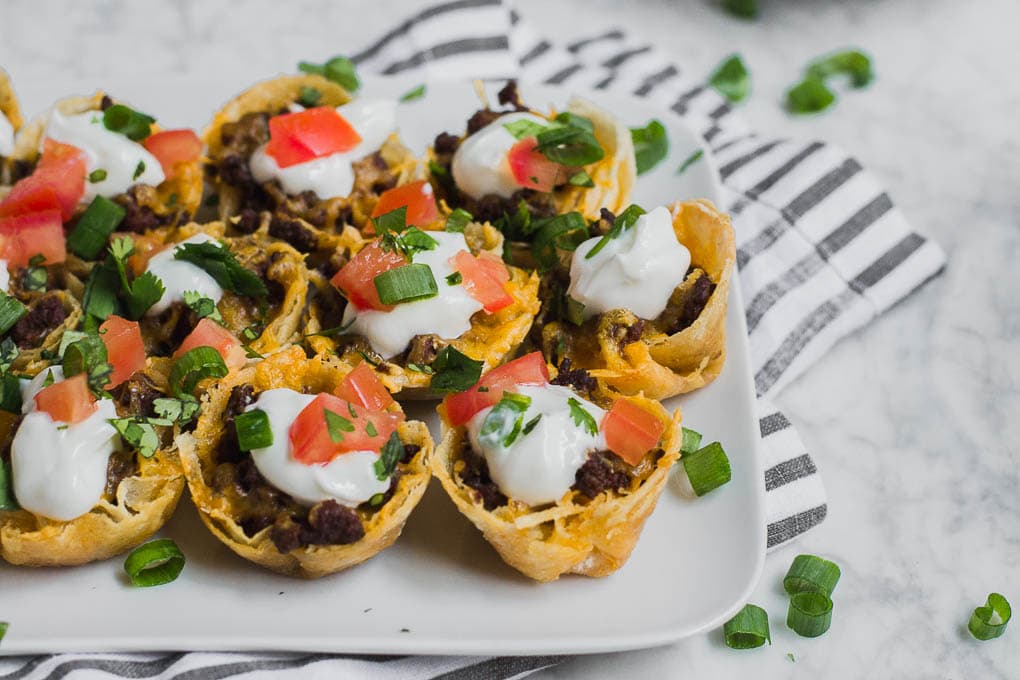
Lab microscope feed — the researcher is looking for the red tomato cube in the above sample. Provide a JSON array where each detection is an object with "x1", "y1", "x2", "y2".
[
  {"x1": 34, "y1": 373, "x2": 98, "y2": 425},
  {"x1": 99, "y1": 315, "x2": 147, "y2": 388}
]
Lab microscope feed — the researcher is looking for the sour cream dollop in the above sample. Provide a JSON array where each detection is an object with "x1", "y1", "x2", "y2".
[
  {"x1": 0, "y1": 110, "x2": 14, "y2": 157},
  {"x1": 341, "y1": 231, "x2": 484, "y2": 358},
  {"x1": 466, "y1": 383, "x2": 606, "y2": 506},
  {"x1": 12, "y1": 367, "x2": 120, "y2": 521},
  {"x1": 246, "y1": 389, "x2": 390, "y2": 507},
  {"x1": 0, "y1": 260, "x2": 10, "y2": 293},
  {"x1": 45, "y1": 109, "x2": 165, "y2": 201},
  {"x1": 451, "y1": 111, "x2": 548, "y2": 200},
  {"x1": 568, "y1": 206, "x2": 690, "y2": 321},
  {"x1": 144, "y1": 233, "x2": 224, "y2": 316},
  {"x1": 249, "y1": 98, "x2": 398, "y2": 199}
]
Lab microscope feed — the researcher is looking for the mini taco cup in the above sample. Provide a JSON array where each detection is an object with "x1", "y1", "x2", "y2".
[
  {"x1": 541, "y1": 200, "x2": 735, "y2": 400},
  {"x1": 204, "y1": 74, "x2": 418, "y2": 233},
  {"x1": 0, "y1": 357, "x2": 185, "y2": 567},
  {"x1": 10, "y1": 91, "x2": 202, "y2": 229},
  {"x1": 432, "y1": 389, "x2": 681, "y2": 582}
]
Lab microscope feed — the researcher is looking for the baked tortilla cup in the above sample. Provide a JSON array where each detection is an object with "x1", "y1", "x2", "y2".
[
  {"x1": 0, "y1": 357, "x2": 185, "y2": 566},
  {"x1": 0, "y1": 67, "x2": 23, "y2": 184},
  {"x1": 204, "y1": 74, "x2": 418, "y2": 232},
  {"x1": 428, "y1": 83, "x2": 636, "y2": 224},
  {"x1": 10, "y1": 91, "x2": 202, "y2": 228},
  {"x1": 177, "y1": 346, "x2": 432, "y2": 578},
  {"x1": 432, "y1": 394, "x2": 681, "y2": 582},
  {"x1": 542, "y1": 200, "x2": 736, "y2": 400},
  {"x1": 309, "y1": 222, "x2": 541, "y2": 397}
]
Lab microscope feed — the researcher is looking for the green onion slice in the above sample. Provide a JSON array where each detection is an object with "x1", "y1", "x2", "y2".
[
  {"x1": 235, "y1": 410, "x2": 273, "y2": 451},
  {"x1": 784, "y1": 554, "x2": 841, "y2": 596},
  {"x1": 373, "y1": 264, "x2": 438, "y2": 305},
  {"x1": 807, "y1": 49, "x2": 874, "y2": 88},
  {"x1": 723, "y1": 604, "x2": 771, "y2": 649},
  {"x1": 170, "y1": 346, "x2": 229, "y2": 397},
  {"x1": 62, "y1": 333, "x2": 108, "y2": 379},
  {"x1": 0, "y1": 293, "x2": 27, "y2": 335},
  {"x1": 969, "y1": 593, "x2": 1011, "y2": 641},
  {"x1": 297, "y1": 86, "x2": 321, "y2": 107},
  {"x1": 680, "y1": 427, "x2": 703, "y2": 455},
  {"x1": 585, "y1": 204, "x2": 646, "y2": 260},
  {"x1": 102, "y1": 104, "x2": 155, "y2": 141},
  {"x1": 724, "y1": 0, "x2": 758, "y2": 18},
  {"x1": 709, "y1": 54, "x2": 751, "y2": 103},
  {"x1": 787, "y1": 78, "x2": 836, "y2": 114},
  {"x1": 630, "y1": 119, "x2": 669, "y2": 175},
  {"x1": 88, "y1": 168, "x2": 107, "y2": 183},
  {"x1": 71, "y1": 196, "x2": 126, "y2": 259},
  {"x1": 567, "y1": 397, "x2": 598, "y2": 435},
  {"x1": 681, "y1": 441, "x2": 732, "y2": 496},
  {"x1": 677, "y1": 149, "x2": 704, "y2": 176},
  {"x1": 429, "y1": 346, "x2": 483, "y2": 395},
  {"x1": 400, "y1": 84, "x2": 426, "y2": 102},
  {"x1": 787, "y1": 591, "x2": 833, "y2": 638},
  {"x1": 298, "y1": 56, "x2": 360, "y2": 92},
  {"x1": 123, "y1": 538, "x2": 185, "y2": 587}
]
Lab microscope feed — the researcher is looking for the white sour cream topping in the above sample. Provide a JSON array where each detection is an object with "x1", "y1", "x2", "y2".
[
  {"x1": 247, "y1": 389, "x2": 390, "y2": 507},
  {"x1": 44, "y1": 109, "x2": 165, "y2": 201},
  {"x1": 12, "y1": 367, "x2": 120, "y2": 521},
  {"x1": 451, "y1": 112, "x2": 548, "y2": 200},
  {"x1": 144, "y1": 233, "x2": 224, "y2": 316},
  {"x1": 341, "y1": 231, "x2": 484, "y2": 358},
  {"x1": 568, "y1": 206, "x2": 691, "y2": 321},
  {"x1": 0, "y1": 110, "x2": 14, "y2": 157},
  {"x1": 249, "y1": 98, "x2": 398, "y2": 199},
  {"x1": 0, "y1": 260, "x2": 10, "y2": 293},
  {"x1": 467, "y1": 383, "x2": 606, "y2": 506}
]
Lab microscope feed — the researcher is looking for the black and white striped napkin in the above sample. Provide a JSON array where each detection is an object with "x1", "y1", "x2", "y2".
[{"x1": 1, "y1": 1, "x2": 944, "y2": 677}]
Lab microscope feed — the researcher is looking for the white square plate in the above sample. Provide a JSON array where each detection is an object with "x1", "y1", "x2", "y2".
[{"x1": 1, "y1": 77, "x2": 765, "y2": 655}]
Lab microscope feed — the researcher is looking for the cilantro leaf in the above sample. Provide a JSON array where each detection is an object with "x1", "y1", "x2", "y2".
[
  {"x1": 399, "y1": 84, "x2": 426, "y2": 102},
  {"x1": 709, "y1": 54, "x2": 751, "y2": 103},
  {"x1": 585, "y1": 204, "x2": 646, "y2": 260},
  {"x1": 429, "y1": 346, "x2": 483, "y2": 394},
  {"x1": 374, "y1": 431, "x2": 404, "y2": 481},
  {"x1": 479, "y1": 392, "x2": 532, "y2": 448},
  {"x1": 567, "y1": 397, "x2": 599, "y2": 436},
  {"x1": 786, "y1": 78, "x2": 836, "y2": 114},
  {"x1": 108, "y1": 236, "x2": 166, "y2": 319},
  {"x1": 173, "y1": 241, "x2": 268, "y2": 300},
  {"x1": 182, "y1": 290, "x2": 224, "y2": 325},
  {"x1": 324, "y1": 408, "x2": 355, "y2": 443},
  {"x1": 630, "y1": 120, "x2": 669, "y2": 175},
  {"x1": 677, "y1": 149, "x2": 705, "y2": 176},
  {"x1": 109, "y1": 417, "x2": 165, "y2": 458},
  {"x1": 298, "y1": 56, "x2": 360, "y2": 92}
]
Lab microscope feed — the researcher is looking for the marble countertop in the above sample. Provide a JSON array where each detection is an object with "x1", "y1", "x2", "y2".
[{"x1": 2, "y1": 0, "x2": 1017, "y2": 677}]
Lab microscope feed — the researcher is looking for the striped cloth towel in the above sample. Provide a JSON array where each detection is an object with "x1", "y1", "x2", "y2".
[{"x1": 0, "y1": 1, "x2": 945, "y2": 678}]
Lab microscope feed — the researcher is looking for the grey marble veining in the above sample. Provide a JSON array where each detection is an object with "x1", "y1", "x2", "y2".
[{"x1": 1, "y1": 0, "x2": 1018, "y2": 677}]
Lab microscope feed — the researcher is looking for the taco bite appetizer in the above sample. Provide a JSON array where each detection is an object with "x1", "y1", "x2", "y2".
[
  {"x1": 432, "y1": 351, "x2": 681, "y2": 582},
  {"x1": 539, "y1": 200, "x2": 735, "y2": 400},
  {"x1": 204, "y1": 73, "x2": 417, "y2": 234},
  {"x1": 178, "y1": 346, "x2": 431, "y2": 578}
]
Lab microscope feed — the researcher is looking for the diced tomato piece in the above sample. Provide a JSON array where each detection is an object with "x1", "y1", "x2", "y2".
[
  {"x1": 265, "y1": 107, "x2": 362, "y2": 168},
  {"x1": 476, "y1": 251, "x2": 510, "y2": 284},
  {"x1": 371, "y1": 180, "x2": 439, "y2": 228},
  {"x1": 288, "y1": 392, "x2": 404, "y2": 465},
  {"x1": 450, "y1": 250, "x2": 513, "y2": 313},
  {"x1": 335, "y1": 362, "x2": 395, "y2": 411},
  {"x1": 173, "y1": 318, "x2": 246, "y2": 371},
  {"x1": 330, "y1": 241, "x2": 406, "y2": 311},
  {"x1": 99, "y1": 316, "x2": 146, "y2": 388},
  {"x1": 0, "y1": 182, "x2": 62, "y2": 220},
  {"x1": 36, "y1": 140, "x2": 87, "y2": 220},
  {"x1": 507, "y1": 136, "x2": 566, "y2": 193},
  {"x1": 601, "y1": 399, "x2": 665, "y2": 466},
  {"x1": 143, "y1": 129, "x2": 203, "y2": 180},
  {"x1": 34, "y1": 374, "x2": 97, "y2": 425},
  {"x1": 0, "y1": 209, "x2": 67, "y2": 267},
  {"x1": 443, "y1": 351, "x2": 549, "y2": 426}
]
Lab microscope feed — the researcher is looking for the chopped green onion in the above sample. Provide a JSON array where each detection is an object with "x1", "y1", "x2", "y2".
[
  {"x1": 0, "y1": 459, "x2": 19, "y2": 510},
  {"x1": 429, "y1": 346, "x2": 483, "y2": 394},
  {"x1": 62, "y1": 333, "x2": 113, "y2": 397},
  {"x1": 324, "y1": 408, "x2": 355, "y2": 443},
  {"x1": 367, "y1": 492, "x2": 386, "y2": 507},
  {"x1": 807, "y1": 49, "x2": 874, "y2": 88},
  {"x1": 109, "y1": 417, "x2": 163, "y2": 458},
  {"x1": 787, "y1": 591, "x2": 833, "y2": 638},
  {"x1": 479, "y1": 392, "x2": 532, "y2": 448},
  {"x1": 723, "y1": 604, "x2": 771, "y2": 649},
  {"x1": 680, "y1": 427, "x2": 703, "y2": 455},
  {"x1": 681, "y1": 441, "x2": 732, "y2": 496},
  {"x1": 298, "y1": 55, "x2": 359, "y2": 92},
  {"x1": 709, "y1": 54, "x2": 751, "y2": 103},
  {"x1": 503, "y1": 118, "x2": 547, "y2": 140},
  {"x1": 0, "y1": 293, "x2": 27, "y2": 335},
  {"x1": 173, "y1": 240, "x2": 268, "y2": 300},
  {"x1": 297, "y1": 86, "x2": 322, "y2": 107},
  {"x1": 235, "y1": 409, "x2": 273, "y2": 451},
  {"x1": 784, "y1": 554, "x2": 841, "y2": 596},
  {"x1": 373, "y1": 264, "x2": 438, "y2": 305},
  {"x1": 786, "y1": 78, "x2": 836, "y2": 114},
  {"x1": 530, "y1": 211, "x2": 589, "y2": 271},
  {"x1": 123, "y1": 538, "x2": 185, "y2": 587},
  {"x1": 406, "y1": 362, "x2": 434, "y2": 374},
  {"x1": 969, "y1": 593, "x2": 1011, "y2": 641},
  {"x1": 567, "y1": 170, "x2": 595, "y2": 187},
  {"x1": 0, "y1": 373, "x2": 22, "y2": 414},
  {"x1": 103, "y1": 104, "x2": 155, "y2": 141},
  {"x1": 723, "y1": 0, "x2": 758, "y2": 18},
  {"x1": 677, "y1": 149, "x2": 704, "y2": 176},
  {"x1": 0, "y1": 337, "x2": 18, "y2": 373},
  {"x1": 374, "y1": 431, "x2": 403, "y2": 480},
  {"x1": 445, "y1": 208, "x2": 473, "y2": 233},
  {"x1": 586, "y1": 204, "x2": 646, "y2": 260},
  {"x1": 88, "y1": 168, "x2": 107, "y2": 183},
  {"x1": 565, "y1": 296, "x2": 585, "y2": 326},
  {"x1": 399, "y1": 84, "x2": 426, "y2": 102},
  {"x1": 445, "y1": 272, "x2": 463, "y2": 286},
  {"x1": 522, "y1": 414, "x2": 542, "y2": 435},
  {"x1": 0, "y1": 621, "x2": 7, "y2": 642},
  {"x1": 169, "y1": 346, "x2": 229, "y2": 397},
  {"x1": 23, "y1": 255, "x2": 47, "y2": 292},
  {"x1": 630, "y1": 119, "x2": 669, "y2": 175},
  {"x1": 133, "y1": 160, "x2": 146, "y2": 180},
  {"x1": 67, "y1": 196, "x2": 126, "y2": 260},
  {"x1": 567, "y1": 397, "x2": 598, "y2": 435}
]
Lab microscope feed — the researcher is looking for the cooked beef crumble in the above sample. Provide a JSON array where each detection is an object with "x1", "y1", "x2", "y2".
[
  {"x1": 669, "y1": 272, "x2": 716, "y2": 335},
  {"x1": 550, "y1": 358, "x2": 597, "y2": 398},
  {"x1": 573, "y1": 451, "x2": 632, "y2": 499},
  {"x1": 10, "y1": 295, "x2": 65, "y2": 348}
]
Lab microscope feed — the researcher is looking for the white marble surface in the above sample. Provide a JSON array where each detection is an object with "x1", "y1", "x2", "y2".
[{"x1": 2, "y1": 0, "x2": 1018, "y2": 677}]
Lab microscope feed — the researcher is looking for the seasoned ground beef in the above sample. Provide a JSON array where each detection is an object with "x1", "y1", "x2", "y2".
[
  {"x1": 268, "y1": 215, "x2": 317, "y2": 253},
  {"x1": 573, "y1": 451, "x2": 632, "y2": 499},
  {"x1": 433, "y1": 131, "x2": 460, "y2": 155},
  {"x1": 10, "y1": 295, "x2": 66, "y2": 348},
  {"x1": 111, "y1": 373, "x2": 163, "y2": 418},
  {"x1": 669, "y1": 273, "x2": 716, "y2": 335},
  {"x1": 269, "y1": 500, "x2": 365, "y2": 553},
  {"x1": 351, "y1": 152, "x2": 398, "y2": 195},
  {"x1": 219, "y1": 111, "x2": 271, "y2": 157},
  {"x1": 465, "y1": 108, "x2": 506, "y2": 135},
  {"x1": 117, "y1": 186, "x2": 176, "y2": 233},
  {"x1": 105, "y1": 450, "x2": 138, "y2": 501},
  {"x1": 497, "y1": 80, "x2": 526, "y2": 110},
  {"x1": 217, "y1": 153, "x2": 271, "y2": 211},
  {"x1": 234, "y1": 208, "x2": 261, "y2": 234},
  {"x1": 460, "y1": 446, "x2": 507, "y2": 510},
  {"x1": 404, "y1": 334, "x2": 445, "y2": 366},
  {"x1": 550, "y1": 358, "x2": 597, "y2": 398},
  {"x1": 607, "y1": 319, "x2": 644, "y2": 351}
]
